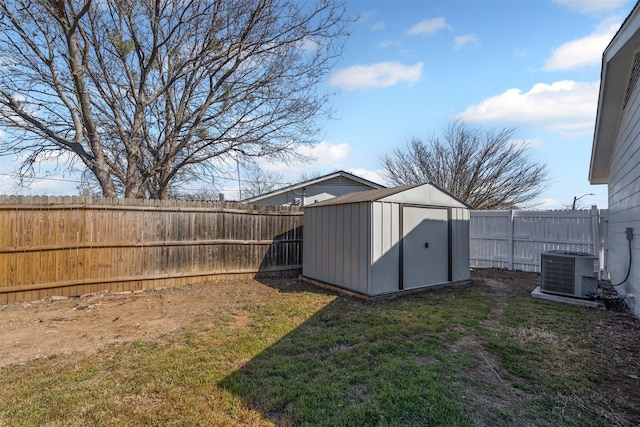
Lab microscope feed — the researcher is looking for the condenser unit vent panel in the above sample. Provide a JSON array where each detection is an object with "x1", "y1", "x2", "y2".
[{"x1": 540, "y1": 250, "x2": 598, "y2": 298}]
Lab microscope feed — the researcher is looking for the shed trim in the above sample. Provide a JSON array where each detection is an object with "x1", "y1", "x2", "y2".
[
  {"x1": 306, "y1": 182, "x2": 470, "y2": 208},
  {"x1": 299, "y1": 275, "x2": 473, "y2": 301}
]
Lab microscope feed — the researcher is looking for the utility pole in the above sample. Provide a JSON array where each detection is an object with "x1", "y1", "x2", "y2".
[{"x1": 572, "y1": 193, "x2": 594, "y2": 210}]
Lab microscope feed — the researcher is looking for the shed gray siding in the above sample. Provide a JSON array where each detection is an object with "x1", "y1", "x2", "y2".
[
  {"x1": 451, "y1": 207, "x2": 471, "y2": 282},
  {"x1": 370, "y1": 202, "x2": 400, "y2": 294},
  {"x1": 607, "y1": 78, "x2": 640, "y2": 315},
  {"x1": 302, "y1": 183, "x2": 470, "y2": 297},
  {"x1": 303, "y1": 202, "x2": 371, "y2": 294},
  {"x1": 378, "y1": 185, "x2": 466, "y2": 207}
]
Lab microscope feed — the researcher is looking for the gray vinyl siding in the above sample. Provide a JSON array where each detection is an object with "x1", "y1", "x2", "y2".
[
  {"x1": 250, "y1": 178, "x2": 378, "y2": 206},
  {"x1": 305, "y1": 177, "x2": 374, "y2": 205},
  {"x1": 608, "y1": 76, "x2": 640, "y2": 315}
]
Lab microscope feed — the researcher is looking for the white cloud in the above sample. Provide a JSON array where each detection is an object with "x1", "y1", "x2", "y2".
[
  {"x1": 536, "y1": 197, "x2": 563, "y2": 209},
  {"x1": 252, "y1": 144, "x2": 387, "y2": 188},
  {"x1": 407, "y1": 17, "x2": 451, "y2": 35},
  {"x1": 371, "y1": 21, "x2": 385, "y2": 30},
  {"x1": 26, "y1": 177, "x2": 80, "y2": 195},
  {"x1": 329, "y1": 61, "x2": 423, "y2": 91},
  {"x1": 257, "y1": 141, "x2": 351, "y2": 180},
  {"x1": 543, "y1": 21, "x2": 620, "y2": 70},
  {"x1": 345, "y1": 168, "x2": 387, "y2": 186},
  {"x1": 552, "y1": 0, "x2": 630, "y2": 14},
  {"x1": 0, "y1": 150, "x2": 84, "y2": 196},
  {"x1": 457, "y1": 80, "x2": 599, "y2": 137},
  {"x1": 454, "y1": 33, "x2": 479, "y2": 51},
  {"x1": 0, "y1": 171, "x2": 80, "y2": 196},
  {"x1": 299, "y1": 36, "x2": 321, "y2": 52},
  {"x1": 377, "y1": 40, "x2": 394, "y2": 48},
  {"x1": 297, "y1": 141, "x2": 351, "y2": 163}
]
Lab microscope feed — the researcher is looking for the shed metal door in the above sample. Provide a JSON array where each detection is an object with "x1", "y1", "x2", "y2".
[{"x1": 402, "y1": 206, "x2": 449, "y2": 288}]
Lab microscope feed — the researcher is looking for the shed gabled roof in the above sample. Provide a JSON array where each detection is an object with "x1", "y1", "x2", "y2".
[
  {"x1": 589, "y1": 2, "x2": 640, "y2": 184},
  {"x1": 306, "y1": 182, "x2": 470, "y2": 209},
  {"x1": 241, "y1": 170, "x2": 385, "y2": 203}
]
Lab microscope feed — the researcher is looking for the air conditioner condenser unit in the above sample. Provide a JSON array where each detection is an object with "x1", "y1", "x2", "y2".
[{"x1": 540, "y1": 250, "x2": 599, "y2": 299}]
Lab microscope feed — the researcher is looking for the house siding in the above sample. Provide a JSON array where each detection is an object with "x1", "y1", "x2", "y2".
[{"x1": 608, "y1": 75, "x2": 640, "y2": 315}]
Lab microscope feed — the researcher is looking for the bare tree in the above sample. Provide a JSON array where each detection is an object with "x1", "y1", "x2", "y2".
[
  {"x1": 560, "y1": 193, "x2": 595, "y2": 211},
  {"x1": 382, "y1": 121, "x2": 547, "y2": 209},
  {"x1": 0, "y1": 0, "x2": 348, "y2": 198},
  {"x1": 240, "y1": 163, "x2": 283, "y2": 199},
  {"x1": 299, "y1": 171, "x2": 325, "y2": 182}
]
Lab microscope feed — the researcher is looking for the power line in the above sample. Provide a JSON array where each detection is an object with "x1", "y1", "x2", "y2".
[
  {"x1": 0, "y1": 173, "x2": 84, "y2": 184},
  {"x1": 0, "y1": 172, "x2": 296, "y2": 192}
]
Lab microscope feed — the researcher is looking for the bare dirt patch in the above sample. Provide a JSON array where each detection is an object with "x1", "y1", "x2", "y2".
[{"x1": 0, "y1": 278, "x2": 289, "y2": 369}]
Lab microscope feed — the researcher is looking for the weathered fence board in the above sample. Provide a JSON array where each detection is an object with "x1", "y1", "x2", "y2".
[
  {"x1": 0, "y1": 196, "x2": 302, "y2": 303},
  {"x1": 470, "y1": 207, "x2": 606, "y2": 273}
]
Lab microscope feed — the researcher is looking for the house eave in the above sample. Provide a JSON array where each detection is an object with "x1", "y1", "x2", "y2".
[{"x1": 589, "y1": 2, "x2": 640, "y2": 185}]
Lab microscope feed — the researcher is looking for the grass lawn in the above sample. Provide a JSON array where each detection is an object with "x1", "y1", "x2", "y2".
[{"x1": 1, "y1": 269, "x2": 640, "y2": 426}]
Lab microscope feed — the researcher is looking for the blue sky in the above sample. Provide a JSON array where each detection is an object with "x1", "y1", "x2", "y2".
[
  {"x1": 1, "y1": 0, "x2": 635, "y2": 209},
  {"x1": 255, "y1": 0, "x2": 635, "y2": 209}
]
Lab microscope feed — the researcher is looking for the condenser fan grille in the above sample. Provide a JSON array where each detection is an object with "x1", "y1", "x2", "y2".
[
  {"x1": 541, "y1": 255, "x2": 575, "y2": 295},
  {"x1": 540, "y1": 250, "x2": 598, "y2": 298}
]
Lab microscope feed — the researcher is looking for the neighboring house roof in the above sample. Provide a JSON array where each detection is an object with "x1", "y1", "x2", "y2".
[
  {"x1": 590, "y1": 2, "x2": 640, "y2": 184},
  {"x1": 241, "y1": 170, "x2": 385, "y2": 204},
  {"x1": 306, "y1": 183, "x2": 421, "y2": 206},
  {"x1": 306, "y1": 182, "x2": 470, "y2": 209}
]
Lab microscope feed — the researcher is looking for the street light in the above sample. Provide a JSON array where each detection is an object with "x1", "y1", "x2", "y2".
[{"x1": 572, "y1": 193, "x2": 594, "y2": 210}]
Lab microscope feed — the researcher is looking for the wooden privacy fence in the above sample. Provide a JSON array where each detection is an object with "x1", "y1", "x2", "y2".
[
  {"x1": 0, "y1": 196, "x2": 302, "y2": 303},
  {"x1": 470, "y1": 207, "x2": 606, "y2": 274}
]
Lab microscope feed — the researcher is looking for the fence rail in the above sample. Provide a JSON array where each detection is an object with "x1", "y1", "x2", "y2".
[
  {"x1": 0, "y1": 196, "x2": 302, "y2": 303},
  {"x1": 470, "y1": 207, "x2": 606, "y2": 274}
]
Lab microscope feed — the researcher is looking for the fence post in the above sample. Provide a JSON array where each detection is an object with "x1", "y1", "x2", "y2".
[
  {"x1": 508, "y1": 209, "x2": 514, "y2": 270},
  {"x1": 590, "y1": 205, "x2": 598, "y2": 257},
  {"x1": 599, "y1": 209, "x2": 609, "y2": 280}
]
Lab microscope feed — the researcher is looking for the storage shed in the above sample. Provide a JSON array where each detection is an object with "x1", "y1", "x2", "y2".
[{"x1": 302, "y1": 183, "x2": 470, "y2": 297}]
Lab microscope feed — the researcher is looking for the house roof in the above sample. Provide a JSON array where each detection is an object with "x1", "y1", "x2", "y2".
[
  {"x1": 305, "y1": 182, "x2": 470, "y2": 208},
  {"x1": 241, "y1": 170, "x2": 385, "y2": 203},
  {"x1": 306, "y1": 183, "x2": 421, "y2": 206},
  {"x1": 589, "y1": 1, "x2": 640, "y2": 184}
]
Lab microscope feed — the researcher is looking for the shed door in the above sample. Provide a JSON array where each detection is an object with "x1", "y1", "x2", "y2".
[{"x1": 402, "y1": 206, "x2": 449, "y2": 289}]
